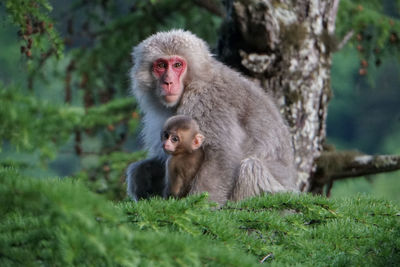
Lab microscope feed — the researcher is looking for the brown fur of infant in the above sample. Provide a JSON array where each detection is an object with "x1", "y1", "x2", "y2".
[{"x1": 161, "y1": 115, "x2": 205, "y2": 198}]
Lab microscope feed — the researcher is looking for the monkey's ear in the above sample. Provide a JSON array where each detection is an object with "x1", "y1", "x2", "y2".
[{"x1": 192, "y1": 133, "x2": 205, "y2": 150}]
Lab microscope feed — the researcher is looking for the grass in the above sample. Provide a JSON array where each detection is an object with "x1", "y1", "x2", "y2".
[{"x1": 1, "y1": 167, "x2": 399, "y2": 266}]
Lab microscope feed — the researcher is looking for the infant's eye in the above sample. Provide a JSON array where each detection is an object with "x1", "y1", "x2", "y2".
[
  {"x1": 163, "y1": 131, "x2": 169, "y2": 139},
  {"x1": 171, "y1": 136, "x2": 179, "y2": 143},
  {"x1": 173, "y1": 62, "x2": 182, "y2": 68}
]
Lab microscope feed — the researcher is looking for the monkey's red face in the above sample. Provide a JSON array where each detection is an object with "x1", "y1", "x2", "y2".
[{"x1": 153, "y1": 56, "x2": 187, "y2": 106}]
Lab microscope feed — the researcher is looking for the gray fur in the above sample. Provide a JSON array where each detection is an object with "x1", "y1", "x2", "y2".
[{"x1": 127, "y1": 29, "x2": 298, "y2": 204}]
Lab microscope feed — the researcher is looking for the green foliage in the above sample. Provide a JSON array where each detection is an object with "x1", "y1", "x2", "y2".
[
  {"x1": 0, "y1": 84, "x2": 76, "y2": 158},
  {"x1": 75, "y1": 150, "x2": 147, "y2": 200},
  {"x1": 84, "y1": 96, "x2": 137, "y2": 130},
  {"x1": 0, "y1": 168, "x2": 256, "y2": 266},
  {"x1": 4, "y1": 0, "x2": 64, "y2": 58},
  {"x1": 1, "y1": 168, "x2": 399, "y2": 266},
  {"x1": 0, "y1": 83, "x2": 138, "y2": 159},
  {"x1": 0, "y1": 82, "x2": 141, "y2": 200},
  {"x1": 0, "y1": 167, "x2": 139, "y2": 266},
  {"x1": 337, "y1": 0, "x2": 400, "y2": 62},
  {"x1": 124, "y1": 194, "x2": 400, "y2": 266}
]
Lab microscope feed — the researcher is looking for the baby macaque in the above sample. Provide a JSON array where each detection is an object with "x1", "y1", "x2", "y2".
[{"x1": 161, "y1": 115, "x2": 205, "y2": 198}]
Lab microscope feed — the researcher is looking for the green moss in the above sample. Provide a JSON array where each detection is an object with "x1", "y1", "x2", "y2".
[
  {"x1": 284, "y1": 85, "x2": 303, "y2": 105},
  {"x1": 320, "y1": 30, "x2": 339, "y2": 54},
  {"x1": 1, "y1": 167, "x2": 399, "y2": 266},
  {"x1": 281, "y1": 23, "x2": 308, "y2": 51},
  {"x1": 316, "y1": 150, "x2": 362, "y2": 178}
]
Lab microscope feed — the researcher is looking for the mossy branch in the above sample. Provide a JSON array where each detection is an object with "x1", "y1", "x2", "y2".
[{"x1": 312, "y1": 151, "x2": 400, "y2": 195}]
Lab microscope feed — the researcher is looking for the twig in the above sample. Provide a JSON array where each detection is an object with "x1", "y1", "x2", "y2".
[
  {"x1": 337, "y1": 30, "x2": 354, "y2": 50},
  {"x1": 326, "y1": 181, "x2": 333, "y2": 197},
  {"x1": 260, "y1": 253, "x2": 274, "y2": 263}
]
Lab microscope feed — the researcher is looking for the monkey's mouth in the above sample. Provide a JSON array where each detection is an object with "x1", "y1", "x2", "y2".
[
  {"x1": 163, "y1": 94, "x2": 180, "y2": 104},
  {"x1": 163, "y1": 149, "x2": 174, "y2": 155},
  {"x1": 162, "y1": 92, "x2": 178, "y2": 96}
]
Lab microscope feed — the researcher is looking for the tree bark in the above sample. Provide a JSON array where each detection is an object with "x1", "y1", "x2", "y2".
[{"x1": 218, "y1": 0, "x2": 339, "y2": 192}]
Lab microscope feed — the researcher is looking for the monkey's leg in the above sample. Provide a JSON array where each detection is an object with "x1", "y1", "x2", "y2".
[
  {"x1": 230, "y1": 157, "x2": 293, "y2": 201},
  {"x1": 189, "y1": 156, "x2": 237, "y2": 204},
  {"x1": 126, "y1": 157, "x2": 167, "y2": 201}
]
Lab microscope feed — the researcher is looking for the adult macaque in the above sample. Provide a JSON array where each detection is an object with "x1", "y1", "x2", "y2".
[
  {"x1": 126, "y1": 30, "x2": 298, "y2": 204},
  {"x1": 161, "y1": 115, "x2": 205, "y2": 198}
]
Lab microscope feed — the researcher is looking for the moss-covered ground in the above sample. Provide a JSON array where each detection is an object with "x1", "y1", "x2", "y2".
[{"x1": 1, "y1": 167, "x2": 399, "y2": 266}]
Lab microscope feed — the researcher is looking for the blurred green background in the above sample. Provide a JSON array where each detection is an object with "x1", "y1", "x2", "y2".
[{"x1": 1, "y1": 0, "x2": 399, "y2": 203}]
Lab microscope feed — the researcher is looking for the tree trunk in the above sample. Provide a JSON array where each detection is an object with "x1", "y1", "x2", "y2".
[{"x1": 218, "y1": 0, "x2": 339, "y2": 192}]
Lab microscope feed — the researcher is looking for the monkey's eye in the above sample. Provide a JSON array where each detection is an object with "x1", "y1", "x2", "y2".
[
  {"x1": 157, "y1": 62, "x2": 167, "y2": 69},
  {"x1": 173, "y1": 62, "x2": 182, "y2": 68},
  {"x1": 163, "y1": 131, "x2": 169, "y2": 139},
  {"x1": 171, "y1": 136, "x2": 179, "y2": 143}
]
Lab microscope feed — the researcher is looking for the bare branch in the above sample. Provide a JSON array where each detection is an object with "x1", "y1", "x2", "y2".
[
  {"x1": 337, "y1": 30, "x2": 354, "y2": 50},
  {"x1": 193, "y1": 0, "x2": 226, "y2": 17},
  {"x1": 311, "y1": 151, "x2": 400, "y2": 194},
  {"x1": 316, "y1": 151, "x2": 400, "y2": 180},
  {"x1": 331, "y1": 154, "x2": 400, "y2": 180}
]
